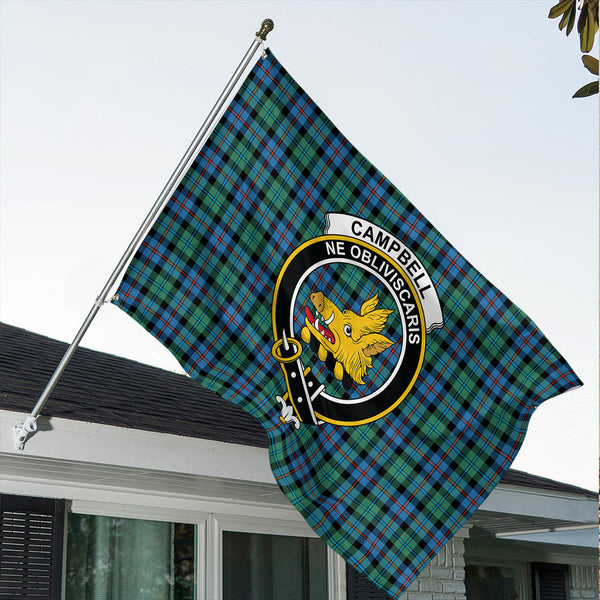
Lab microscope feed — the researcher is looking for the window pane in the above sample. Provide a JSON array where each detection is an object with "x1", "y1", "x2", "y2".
[
  {"x1": 465, "y1": 565, "x2": 520, "y2": 600},
  {"x1": 174, "y1": 523, "x2": 196, "y2": 600},
  {"x1": 65, "y1": 513, "x2": 196, "y2": 600},
  {"x1": 223, "y1": 531, "x2": 328, "y2": 600}
]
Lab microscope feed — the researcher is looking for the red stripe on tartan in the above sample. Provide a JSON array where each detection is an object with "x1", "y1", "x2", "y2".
[
  {"x1": 535, "y1": 371, "x2": 577, "y2": 400},
  {"x1": 357, "y1": 174, "x2": 387, "y2": 214}
]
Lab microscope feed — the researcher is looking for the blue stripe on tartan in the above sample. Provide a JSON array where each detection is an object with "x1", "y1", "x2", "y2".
[{"x1": 114, "y1": 50, "x2": 581, "y2": 598}]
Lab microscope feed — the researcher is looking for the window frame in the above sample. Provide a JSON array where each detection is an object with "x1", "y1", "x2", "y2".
[
  {"x1": 207, "y1": 513, "x2": 346, "y2": 600},
  {"x1": 68, "y1": 499, "x2": 208, "y2": 600},
  {"x1": 66, "y1": 501, "x2": 344, "y2": 600}
]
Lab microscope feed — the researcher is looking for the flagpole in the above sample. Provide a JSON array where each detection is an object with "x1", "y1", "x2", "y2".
[{"x1": 14, "y1": 18, "x2": 275, "y2": 451}]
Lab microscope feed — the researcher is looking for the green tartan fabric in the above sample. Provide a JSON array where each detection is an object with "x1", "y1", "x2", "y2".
[{"x1": 114, "y1": 51, "x2": 581, "y2": 598}]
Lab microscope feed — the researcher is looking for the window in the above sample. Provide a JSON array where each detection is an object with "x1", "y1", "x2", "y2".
[
  {"x1": 532, "y1": 563, "x2": 570, "y2": 600},
  {"x1": 65, "y1": 513, "x2": 196, "y2": 600},
  {"x1": 466, "y1": 564, "x2": 523, "y2": 600},
  {"x1": 209, "y1": 514, "x2": 341, "y2": 600},
  {"x1": 222, "y1": 531, "x2": 328, "y2": 600},
  {"x1": 3, "y1": 494, "x2": 340, "y2": 599}
]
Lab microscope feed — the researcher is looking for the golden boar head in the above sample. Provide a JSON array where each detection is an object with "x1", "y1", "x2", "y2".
[{"x1": 301, "y1": 291, "x2": 395, "y2": 385}]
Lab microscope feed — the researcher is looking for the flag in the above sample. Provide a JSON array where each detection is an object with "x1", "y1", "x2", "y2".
[{"x1": 113, "y1": 50, "x2": 581, "y2": 598}]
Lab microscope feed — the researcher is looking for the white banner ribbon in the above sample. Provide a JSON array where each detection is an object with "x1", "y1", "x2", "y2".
[{"x1": 324, "y1": 213, "x2": 443, "y2": 333}]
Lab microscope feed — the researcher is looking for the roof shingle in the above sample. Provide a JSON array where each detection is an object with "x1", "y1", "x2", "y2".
[{"x1": 0, "y1": 322, "x2": 268, "y2": 448}]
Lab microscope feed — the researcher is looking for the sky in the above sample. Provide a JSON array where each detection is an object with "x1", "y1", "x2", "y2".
[{"x1": 0, "y1": 1, "x2": 597, "y2": 491}]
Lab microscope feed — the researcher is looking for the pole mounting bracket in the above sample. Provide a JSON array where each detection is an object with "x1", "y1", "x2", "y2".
[{"x1": 14, "y1": 415, "x2": 38, "y2": 451}]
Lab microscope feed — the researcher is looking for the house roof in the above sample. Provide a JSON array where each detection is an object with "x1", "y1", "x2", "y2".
[
  {"x1": 0, "y1": 321, "x2": 267, "y2": 448},
  {"x1": 1, "y1": 322, "x2": 596, "y2": 499},
  {"x1": 499, "y1": 469, "x2": 596, "y2": 499}
]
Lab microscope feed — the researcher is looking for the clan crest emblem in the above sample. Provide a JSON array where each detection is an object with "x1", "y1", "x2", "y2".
[{"x1": 271, "y1": 213, "x2": 443, "y2": 427}]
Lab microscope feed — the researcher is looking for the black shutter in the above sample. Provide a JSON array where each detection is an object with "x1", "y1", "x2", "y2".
[
  {"x1": 346, "y1": 564, "x2": 394, "y2": 599},
  {"x1": 0, "y1": 494, "x2": 65, "y2": 599},
  {"x1": 532, "y1": 563, "x2": 570, "y2": 600}
]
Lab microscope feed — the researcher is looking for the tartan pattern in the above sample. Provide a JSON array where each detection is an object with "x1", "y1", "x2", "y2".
[{"x1": 114, "y1": 51, "x2": 581, "y2": 599}]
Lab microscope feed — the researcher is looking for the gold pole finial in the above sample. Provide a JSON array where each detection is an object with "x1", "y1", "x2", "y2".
[{"x1": 256, "y1": 18, "x2": 274, "y2": 41}]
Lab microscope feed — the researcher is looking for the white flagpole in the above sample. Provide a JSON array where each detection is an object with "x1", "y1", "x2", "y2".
[{"x1": 14, "y1": 18, "x2": 275, "y2": 451}]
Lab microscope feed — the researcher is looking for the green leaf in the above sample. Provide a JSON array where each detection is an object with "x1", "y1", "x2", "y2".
[
  {"x1": 582, "y1": 19, "x2": 597, "y2": 51},
  {"x1": 559, "y1": 3, "x2": 577, "y2": 33},
  {"x1": 589, "y1": 0, "x2": 600, "y2": 27},
  {"x1": 578, "y1": 8, "x2": 589, "y2": 51},
  {"x1": 566, "y1": 4, "x2": 577, "y2": 34},
  {"x1": 549, "y1": 0, "x2": 575, "y2": 19},
  {"x1": 577, "y1": 2, "x2": 598, "y2": 51},
  {"x1": 577, "y1": 3, "x2": 588, "y2": 34},
  {"x1": 572, "y1": 80, "x2": 599, "y2": 97},
  {"x1": 582, "y1": 54, "x2": 599, "y2": 74}
]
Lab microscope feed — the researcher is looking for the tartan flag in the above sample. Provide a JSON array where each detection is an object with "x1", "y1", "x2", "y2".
[{"x1": 113, "y1": 50, "x2": 581, "y2": 598}]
